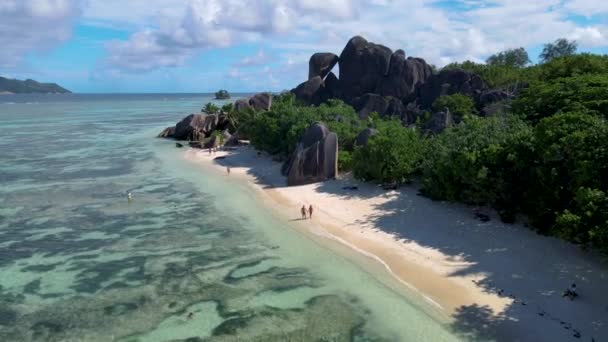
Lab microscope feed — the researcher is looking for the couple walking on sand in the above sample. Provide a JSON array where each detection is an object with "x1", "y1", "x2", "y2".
[{"x1": 301, "y1": 205, "x2": 313, "y2": 220}]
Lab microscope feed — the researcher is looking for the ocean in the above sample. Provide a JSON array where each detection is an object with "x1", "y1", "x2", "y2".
[{"x1": 0, "y1": 94, "x2": 462, "y2": 341}]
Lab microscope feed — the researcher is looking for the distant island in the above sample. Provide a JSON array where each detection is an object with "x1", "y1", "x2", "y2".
[
  {"x1": 214, "y1": 89, "x2": 230, "y2": 100},
  {"x1": 0, "y1": 76, "x2": 71, "y2": 94}
]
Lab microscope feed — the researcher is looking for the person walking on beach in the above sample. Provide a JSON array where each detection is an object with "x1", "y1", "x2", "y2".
[
  {"x1": 226, "y1": 166, "x2": 231, "y2": 175},
  {"x1": 308, "y1": 205, "x2": 313, "y2": 219},
  {"x1": 301, "y1": 205, "x2": 307, "y2": 220}
]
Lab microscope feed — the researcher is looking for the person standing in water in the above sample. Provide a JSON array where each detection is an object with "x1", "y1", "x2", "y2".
[
  {"x1": 308, "y1": 205, "x2": 313, "y2": 219},
  {"x1": 301, "y1": 205, "x2": 307, "y2": 220},
  {"x1": 127, "y1": 192, "x2": 133, "y2": 202}
]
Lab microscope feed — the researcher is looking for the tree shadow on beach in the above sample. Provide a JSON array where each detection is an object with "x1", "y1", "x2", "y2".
[
  {"x1": 356, "y1": 186, "x2": 607, "y2": 341},
  {"x1": 208, "y1": 147, "x2": 607, "y2": 341}
]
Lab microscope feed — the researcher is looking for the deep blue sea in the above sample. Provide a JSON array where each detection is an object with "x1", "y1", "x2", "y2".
[{"x1": 0, "y1": 94, "x2": 461, "y2": 341}]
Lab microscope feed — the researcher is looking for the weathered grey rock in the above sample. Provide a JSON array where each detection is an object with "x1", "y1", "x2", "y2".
[
  {"x1": 354, "y1": 93, "x2": 388, "y2": 119},
  {"x1": 338, "y1": 36, "x2": 393, "y2": 102},
  {"x1": 283, "y1": 122, "x2": 339, "y2": 186},
  {"x1": 477, "y1": 89, "x2": 510, "y2": 116},
  {"x1": 249, "y1": 92, "x2": 272, "y2": 111},
  {"x1": 324, "y1": 72, "x2": 341, "y2": 99},
  {"x1": 416, "y1": 68, "x2": 487, "y2": 109},
  {"x1": 203, "y1": 135, "x2": 219, "y2": 149},
  {"x1": 234, "y1": 93, "x2": 273, "y2": 112},
  {"x1": 377, "y1": 52, "x2": 433, "y2": 100},
  {"x1": 174, "y1": 114, "x2": 219, "y2": 141},
  {"x1": 385, "y1": 97, "x2": 410, "y2": 122},
  {"x1": 157, "y1": 126, "x2": 175, "y2": 138},
  {"x1": 355, "y1": 128, "x2": 378, "y2": 147},
  {"x1": 292, "y1": 76, "x2": 328, "y2": 106},
  {"x1": 234, "y1": 98, "x2": 251, "y2": 112},
  {"x1": 309, "y1": 53, "x2": 339, "y2": 80},
  {"x1": 423, "y1": 109, "x2": 454, "y2": 135}
]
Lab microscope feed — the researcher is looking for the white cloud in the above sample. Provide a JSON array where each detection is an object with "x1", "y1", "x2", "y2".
[
  {"x1": 99, "y1": 0, "x2": 363, "y2": 71},
  {"x1": 0, "y1": 0, "x2": 80, "y2": 67},
  {"x1": 4, "y1": 0, "x2": 606, "y2": 89},
  {"x1": 565, "y1": 0, "x2": 608, "y2": 17},
  {"x1": 570, "y1": 26, "x2": 608, "y2": 47},
  {"x1": 235, "y1": 49, "x2": 270, "y2": 67}
]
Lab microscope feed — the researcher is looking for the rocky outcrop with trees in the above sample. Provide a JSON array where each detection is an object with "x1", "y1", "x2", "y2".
[
  {"x1": 159, "y1": 36, "x2": 608, "y2": 254},
  {"x1": 291, "y1": 36, "x2": 511, "y2": 133}
]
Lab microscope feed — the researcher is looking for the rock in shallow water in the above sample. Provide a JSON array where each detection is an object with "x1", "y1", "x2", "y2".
[{"x1": 173, "y1": 114, "x2": 219, "y2": 141}]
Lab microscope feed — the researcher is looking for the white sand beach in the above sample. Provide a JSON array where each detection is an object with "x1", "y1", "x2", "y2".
[{"x1": 186, "y1": 145, "x2": 608, "y2": 341}]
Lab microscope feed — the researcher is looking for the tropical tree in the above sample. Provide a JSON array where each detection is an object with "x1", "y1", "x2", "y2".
[
  {"x1": 486, "y1": 47, "x2": 530, "y2": 68},
  {"x1": 352, "y1": 120, "x2": 424, "y2": 184},
  {"x1": 202, "y1": 102, "x2": 220, "y2": 113},
  {"x1": 432, "y1": 94, "x2": 477, "y2": 121},
  {"x1": 539, "y1": 38, "x2": 578, "y2": 63}
]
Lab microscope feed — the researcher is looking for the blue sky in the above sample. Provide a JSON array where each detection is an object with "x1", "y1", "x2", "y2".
[{"x1": 1, "y1": 0, "x2": 607, "y2": 93}]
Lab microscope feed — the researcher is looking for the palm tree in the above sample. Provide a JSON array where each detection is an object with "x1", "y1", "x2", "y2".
[{"x1": 202, "y1": 102, "x2": 220, "y2": 113}]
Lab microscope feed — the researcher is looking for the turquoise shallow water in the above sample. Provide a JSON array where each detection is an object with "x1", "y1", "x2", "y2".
[{"x1": 0, "y1": 94, "x2": 463, "y2": 341}]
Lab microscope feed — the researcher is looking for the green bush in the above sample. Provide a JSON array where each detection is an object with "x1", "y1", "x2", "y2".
[
  {"x1": 338, "y1": 150, "x2": 353, "y2": 172},
  {"x1": 352, "y1": 120, "x2": 423, "y2": 184},
  {"x1": 513, "y1": 74, "x2": 608, "y2": 123},
  {"x1": 538, "y1": 54, "x2": 608, "y2": 81},
  {"x1": 248, "y1": 94, "x2": 364, "y2": 157},
  {"x1": 432, "y1": 94, "x2": 477, "y2": 121},
  {"x1": 524, "y1": 112, "x2": 608, "y2": 232},
  {"x1": 421, "y1": 115, "x2": 533, "y2": 221},
  {"x1": 555, "y1": 188, "x2": 608, "y2": 252},
  {"x1": 442, "y1": 61, "x2": 531, "y2": 89},
  {"x1": 202, "y1": 102, "x2": 220, "y2": 113}
]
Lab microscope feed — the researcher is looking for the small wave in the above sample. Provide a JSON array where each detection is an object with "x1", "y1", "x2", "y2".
[{"x1": 1, "y1": 102, "x2": 16, "y2": 105}]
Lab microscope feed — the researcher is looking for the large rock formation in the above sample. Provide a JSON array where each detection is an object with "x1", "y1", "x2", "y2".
[
  {"x1": 157, "y1": 126, "x2": 175, "y2": 138},
  {"x1": 172, "y1": 114, "x2": 220, "y2": 141},
  {"x1": 234, "y1": 92, "x2": 273, "y2": 112},
  {"x1": 422, "y1": 109, "x2": 454, "y2": 135},
  {"x1": 477, "y1": 89, "x2": 510, "y2": 116},
  {"x1": 324, "y1": 72, "x2": 341, "y2": 99},
  {"x1": 292, "y1": 76, "x2": 328, "y2": 106},
  {"x1": 338, "y1": 36, "x2": 393, "y2": 102},
  {"x1": 376, "y1": 50, "x2": 433, "y2": 100},
  {"x1": 250, "y1": 92, "x2": 272, "y2": 111},
  {"x1": 282, "y1": 122, "x2": 338, "y2": 186},
  {"x1": 354, "y1": 94, "x2": 389, "y2": 119},
  {"x1": 353, "y1": 94, "x2": 411, "y2": 123},
  {"x1": 309, "y1": 53, "x2": 339, "y2": 80},
  {"x1": 416, "y1": 68, "x2": 487, "y2": 109},
  {"x1": 355, "y1": 128, "x2": 378, "y2": 147},
  {"x1": 290, "y1": 36, "x2": 514, "y2": 125}
]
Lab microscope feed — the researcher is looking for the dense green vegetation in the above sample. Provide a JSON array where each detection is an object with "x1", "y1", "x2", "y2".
[
  {"x1": 352, "y1": 120, "x2": 423, "y2": 184},
  {"x1": 486, "y1": 47, "x2": 530, "y2": 68},
  {"x1": 539, "y1": 38, "x2": 578, "y2": 63},
  {"x1": 426, "y1": 50, "x2": 608, "y2": 252},
  {"x1": 238, "y1": 94, "x2": 365, "y2": 160},
  {"x1": 219, "y1": 45, "x2": 608, "y2": 253},
  {"x1": 0, "y1": 76, "x2": 70, "y2": 94},
  {"x1": 420, "y1": 115, "x2": 533, "y2": 222},
  {"x1": 432, "y1": 94, "x2": 477, "y2": 121}
]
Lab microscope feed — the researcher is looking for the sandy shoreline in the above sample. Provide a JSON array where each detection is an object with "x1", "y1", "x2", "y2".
[{"x1": 185, "y1": 145, "x2": 608, "y2": 341}]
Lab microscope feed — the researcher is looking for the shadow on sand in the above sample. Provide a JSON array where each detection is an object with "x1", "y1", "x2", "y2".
[{"x1": 211, "y1": 147, "x2": 607, "y2": 341}]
